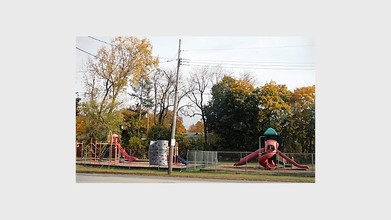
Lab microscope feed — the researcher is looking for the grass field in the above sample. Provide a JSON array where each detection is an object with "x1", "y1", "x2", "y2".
[{"x1": 76, "y1": 164, "x2": 315, "y2": 183}]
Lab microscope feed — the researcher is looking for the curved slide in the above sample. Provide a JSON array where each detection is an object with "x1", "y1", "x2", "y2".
[
  {"x1": 234, "y1": 149, "x2": 308, "y2": 170},
  {"x1": 116, "y1": 142, "x2": 139, "y2": 162},
  {"x1": 276, "y1": 150, "x2": 308, "y2": 170},
  {"x1": 258, "y1": 152, "x2": 277, "y2": 170},
  {"x1": 234, "y1": 149, "x2": 261, "y2": 166}
]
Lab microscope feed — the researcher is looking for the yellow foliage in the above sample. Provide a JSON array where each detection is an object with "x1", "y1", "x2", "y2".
[
  {"x1": 187, "y1": 121, "x2": 204, "y2": 133},
  {"x1": 76, "y1": 115, "x2": 86, "y2": 138}
]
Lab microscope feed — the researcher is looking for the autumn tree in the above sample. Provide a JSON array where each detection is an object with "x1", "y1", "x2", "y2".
[
  {"x1": 80, "y1": 36, "x2": 158, "y2": 141},
  {"x1": 148, "y1": 111, "x2": 186, "y2": 140},
  {"x1": 75, "y1": 93, "x2": 87, "y2": 141},
  {"x1": 257, "y1": 81, "x2": 293, "y2": 151},
  {"x1": 187, "y1": 120, "x2": 204, "y2": 133},
  {"x1": 286, "y1": 85, "x2": 315, "y2": 153}
]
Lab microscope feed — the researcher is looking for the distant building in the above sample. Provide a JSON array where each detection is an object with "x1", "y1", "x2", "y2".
[{"x1": 184, "y1": 132, "x2": 203, "y2": 140}]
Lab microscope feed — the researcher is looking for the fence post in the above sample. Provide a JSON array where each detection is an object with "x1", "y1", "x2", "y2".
[
  {"x1": 245, "y1": 151, "x2": 247, "y2": 172},
  {"x1": 312, "y1": 153, "x2": 314, "y2": 171},
  {"x1": 213, "y1": 151, "x2": 216, "y2": 171},
  {"x1": 194, "y1": 151, "x2": 197, "y2": 171},
  {"x1": 207, "y1": 151, "x2": 209, "y2": 168}
]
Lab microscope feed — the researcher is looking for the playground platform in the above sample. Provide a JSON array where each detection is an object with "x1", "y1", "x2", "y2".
[{"x1": 76, "y1": 160, "x2": 188, "y2": 171}]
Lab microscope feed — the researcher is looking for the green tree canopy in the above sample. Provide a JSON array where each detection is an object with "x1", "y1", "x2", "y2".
[{"x1": 205, "y1": 76, "x2": 261, "y2": 151}]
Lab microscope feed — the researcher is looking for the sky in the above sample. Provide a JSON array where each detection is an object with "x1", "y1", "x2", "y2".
[{"x1": 76, "y1": 36, "x2": 315, "y2": 128}]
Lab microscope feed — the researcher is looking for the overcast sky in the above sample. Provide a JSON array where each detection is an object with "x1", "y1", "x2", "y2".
[{"x1": 76, "y1": 36, "x2": 315, "y2": 128}]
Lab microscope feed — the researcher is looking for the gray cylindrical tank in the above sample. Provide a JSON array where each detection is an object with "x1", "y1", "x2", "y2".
[{"x1": 148, "y1": 140, "x2": 169, "y2": 166}]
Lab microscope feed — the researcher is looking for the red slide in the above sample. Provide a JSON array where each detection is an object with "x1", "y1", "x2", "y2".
[
  {"x1": 277, "y1": 150, "x2": 308, "y2": 170},
  {"x1": 234, "y1": 149, "x2": 261, "y2": 166},
  {"x1": 234, "y1": 149, "x2": 277, "y2": 170},
  {"x1": 116, "y1": 142, "x2": 139, "y2": 162},
  {"x1": 258, "y1": 152, "x2": 277, "y2": 170}
]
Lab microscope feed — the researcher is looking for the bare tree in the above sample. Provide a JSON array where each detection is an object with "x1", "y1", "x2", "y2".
[
  {"x1": 149, "y1": 67, "x2": 192, "y2": 126},
  {"x1": 182, "y1": 66, "x2": 223, "y2": 146},
  {"x1": 239, "y1": 71, "x2": 258, "y2": 86},
  {"x1": 150, "y1": 68, "x2": 177, "y2": 125}
]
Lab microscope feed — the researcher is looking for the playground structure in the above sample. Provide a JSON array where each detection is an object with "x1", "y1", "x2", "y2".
[
  {"x1": 76, "y1": 130, "x2": 310, "y2": 171},
  {"x1": 76, "y1": 134, "x2": 138, "y2": 165},
  {"x1": 148, "y1": 140, "x2": 188, "y2": 166},
  {"x1": 76, "y1": 134, "x2": 188, "y2": 167},
  {"x1": 234, "y1": 128, "x2": 309, "y2": 170}
]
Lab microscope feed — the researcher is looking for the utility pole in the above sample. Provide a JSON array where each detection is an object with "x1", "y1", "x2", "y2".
[
  {"x1": 168, "y1": 39, "x2": 181, "y2": 174},
  {"x1": 138, "y1": 79, "x2": 143, "y2": 137}
]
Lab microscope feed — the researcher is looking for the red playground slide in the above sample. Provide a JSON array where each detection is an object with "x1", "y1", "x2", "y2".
[
  {"x1": 234, "y1": 149, "x2": 308, "y2": 170},
  {"x1": 116, "y1": 142, "x2": 139, "y2": 162},
  {"x1": 277, "y1": 150, "x2": 308, "y2": 170},
  {"x1": 258, "y1": 152, "x2": 277, "y2": 170},
  {"x1": 111, "y1": 134, "x2": 139, "y2": 162},
  {"x1": 234, "y1": 149, "x2": 261, "y2": 166},
  {"x1": 234, "y1": 128, "x2": 309, "y2": 170}
]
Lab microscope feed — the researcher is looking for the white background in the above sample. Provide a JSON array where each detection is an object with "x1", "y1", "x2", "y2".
[{"x1": 1, "y1": 0, "x2": 390, "y2": 219}]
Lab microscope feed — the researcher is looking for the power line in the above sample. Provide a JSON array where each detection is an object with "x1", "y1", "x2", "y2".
[
  {"x1": 181, "y1": 60, "x2": 314, "y2": 68},
  {"x1": 76, "y1": 46, "x2": 176, "y2": 65},
  {"x1": 87, "y1": 36, "x2": 174, "y2": 60},
  {"x1": 182, "y1": 44, "x2": 314, "y2": 51},
  {"x1": 159, "y1": 59, "x2": 177, "y2": 63},
  {"x1": 76, "y1": 47, "x2": 98, "y2": 58},
  {"x1": 181, "y1": 63, "x2": 314, "y2": 70},
  {"x1": 181, "y1": 58, "x2": 314, "y2": 65},
  {"x1": 88, "y1": 36, "x2": 114, "y2": 46},
  {"x1": 157, "y1": 56, "x2": 176, "y2": 60}
]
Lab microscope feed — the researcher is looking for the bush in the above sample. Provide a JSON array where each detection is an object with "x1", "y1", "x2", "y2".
[{"x1": 128, "y1": 136, "x2": 147, "y2": 159}]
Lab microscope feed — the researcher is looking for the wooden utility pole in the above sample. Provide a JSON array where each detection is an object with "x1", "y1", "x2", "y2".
[{"x1": 168, "y1": 39, "x2": 181, "y2": 174}]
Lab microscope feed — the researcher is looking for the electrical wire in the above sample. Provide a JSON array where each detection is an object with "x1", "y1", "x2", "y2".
[
  {"x1": 76, "y1": 47, "x2": 98, "y2": 58},
  {"x1": 181, "y1": 63, "x2": 314, "y2": 70},
  {"x1": 182, "y1": 44, "x2": 313, "y2": 51},
  {"x1": 181, "y1": 58, "x2": 313, "y2": 65}
]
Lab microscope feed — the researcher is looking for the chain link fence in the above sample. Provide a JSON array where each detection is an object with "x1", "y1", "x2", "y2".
[
  {"x1": 186, "y1": 150, "x2": 218, "y2": 170},
  {"x1": 186, "y1": 150, "x2": 315, "y2": 172}
]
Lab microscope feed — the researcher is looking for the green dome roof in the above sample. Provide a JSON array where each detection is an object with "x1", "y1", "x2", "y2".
[{"x1": 264, "y1": 128, "x2": 278, "y2": 136}]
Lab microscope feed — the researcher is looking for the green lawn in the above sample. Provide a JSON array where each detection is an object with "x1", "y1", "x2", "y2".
[{"x1": 76, "y1": 164, "x2": 315, "y2": 183}]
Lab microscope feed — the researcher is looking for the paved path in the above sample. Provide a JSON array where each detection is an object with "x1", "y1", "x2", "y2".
[{"x1": 76, "y1": 173, "x2": 254, "y2": 183}]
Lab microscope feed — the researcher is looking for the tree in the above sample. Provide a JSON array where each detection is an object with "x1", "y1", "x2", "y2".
[
  {"x1": 205, "y1": 76, "x2": 261, "y2": 151},
  {"x1": 187, "y1": 120, "x2": 204, "y2": 133},
  {"x1": 183, "y1": 66, "x2": 223, "y2": 146},
  {"x1": 257, "y1": 81, "x2": 293, "y2": 150},
  {"x1": 75, "y1": 93, "x2": 86, "y2": 141},
  {"x1": 287, "y1": 85, "x2": 315, "y2": 153},
  {"x1": 76, "y1": 93, "x2": 82, "y2": 116},
  {"x1": 148, "y1": 124, "x2": 171, "y2": 140},
  {"x1": 80, "y1": 36, "x2": 158, "y2": 141},
  {"x1": 151, "y1": 68, "x2": 176, "y2": 125},
  {"x1": 129, "y1": 73, "x2": 154, "y2": 137},
  {"x1": 76, "y1": 115, "x2": 86, "y2": 141},
  {"x1": 128, "y1": 136, "x2": 147, "y2": 159},
  {"x1": 161, "y1": 110, "x2": 187, "y2": 135},
  {"x1": 150, "y1": 68, "x2": 190, "y2": 128}
]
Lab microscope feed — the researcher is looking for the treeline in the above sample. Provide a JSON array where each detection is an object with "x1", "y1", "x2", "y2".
[
  {"x1": 76, "y1": 36, "x2": 315, "y2": 158},
  {"x1": 204, "y1": 77, "x2": 315, "y2": 153}
]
